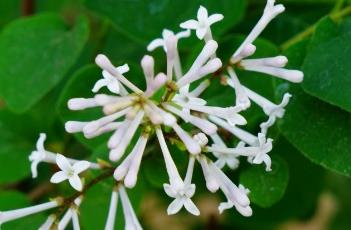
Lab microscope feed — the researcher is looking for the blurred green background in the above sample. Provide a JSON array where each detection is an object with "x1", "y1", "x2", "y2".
[{"x1": 1, "y1": 0, "x2": 351, "y2": 229}]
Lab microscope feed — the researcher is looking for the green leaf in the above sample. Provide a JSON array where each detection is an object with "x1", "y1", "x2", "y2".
[
  {"x1": 0, "y1": 13, "x2": 89, "y2": 113},
  {"x1": 85, "y1": 0, "x2": 246, "y2": 44},
  {"x1": 239, "y1": 156, "x2": 289, "y2": 208},
  {"x1": 279, "y1": 38, "x2": 351, "y2": 177},
  {"x1": 302, "y1": 17, "x2": 351, "y2": 112},
  {"x1": 0, "y1": 0, "x2": 21, "y2": 28}
]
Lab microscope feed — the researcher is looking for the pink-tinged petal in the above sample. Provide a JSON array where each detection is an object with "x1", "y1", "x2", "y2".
[
  {"x1": 50, "y1": 171, "x2": 68, "y2": 184},
  {"x1": 180, "y1": 20, "x2": 199, "y2": 30},
  {"x1": 72, "y1": 161, "x2": 91, "y2": 174},
  {"x1": 92, "y1": 79, "x2": 108, "y2": 93},
  {"x1": 197, "y1": 6, "x2": 208, "y2": 21},
  {"x1": 208, "y1": 14, "x2": 224, "y2": 25},
  {"x1": 184, "y1": 199, "x2": 200, "y2": 216},
  {"x1": 196, "y1": 27, "x2": 207, "y2": 40},
  {"x1": 167, "y1": 198, "x2": 184, "y2": 215},
  {"x1": 162, "y1": 29, "x2": 174, "y2": 39},
  {"x1": 107, "y1": 80, "x2": 120, "y2": 94},
  {"x1": 176, "y1": 30, "x2": 191, "y2": 39},
  {"x1": 56, "y1": 154, "x2": 72, "y2": 172},
  {"x1": 69, "y1": 175, "x2": 83, "y2": 191},
  {"x1": 116, "y1": 64, "x2": 130, "y2": 74},
  {"x1": 147, "y1": 38, "x2": 164, "y2": 51}
]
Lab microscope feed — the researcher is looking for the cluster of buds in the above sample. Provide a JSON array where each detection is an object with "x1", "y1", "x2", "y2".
[{"x1": 0, "y1": 1, "x2": 303, "y2": 229}]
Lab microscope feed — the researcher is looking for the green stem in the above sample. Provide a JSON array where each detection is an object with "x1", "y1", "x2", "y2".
[{"x1": 281, "y1": 5, "x2": 351, "y2": 50}]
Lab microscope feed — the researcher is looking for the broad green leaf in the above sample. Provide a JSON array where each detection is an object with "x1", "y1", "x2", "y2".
[
  {"x1": 240, "y1": 156, "x2": 289, "y2": 208},
  {"x1": 85, "y1": 0, "x2": 246, "y2": 44},
  {"x1": 278, "y1": 40, "x2": 351, "y2": 176},
  {"x1": 0, "y1": 13, "x2": 89, "y2": 113},
  {"x1": 302, "y1": 17, "x2": 351, "y2": 112}
]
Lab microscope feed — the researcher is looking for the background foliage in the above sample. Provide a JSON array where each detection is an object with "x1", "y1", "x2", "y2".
[{"x1": 0, "y1": 0, "x2": 351, "y2": 229}]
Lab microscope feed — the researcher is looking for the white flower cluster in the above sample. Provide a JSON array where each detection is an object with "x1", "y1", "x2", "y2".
[{"x1": 0, "y1": 1, "x2": 303, "y2": 229}]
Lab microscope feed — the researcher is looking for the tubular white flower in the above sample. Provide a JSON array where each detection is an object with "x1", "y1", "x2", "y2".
[
  {"x1": 180, "y1": 5, "x2": 223, "y2": 41},
  {"x1": 39, "y1": 214, "x2": 56, "y2": 230},
  {"x1": 176, "y1": 40, "x2": 221, "y2": 88},
  {"x1": 124, "y1": 134, "x2": 149, "y2": 188},
  {"x1": 82, "y1": 107, "x2": 132, "y2": 136},
  {"x1": 197, "y1": 155, "x2": 219, "y2": 192},
  {"x1": 155, "y1": 128, "x2": 183, "y2": 187},
  {"x1": 92, "y1": 64, "x2": 130, "y2": 94},
  {"x1": 50, "y1": 154, "x2": 91, "y2": 191},
  {"x1": 210, "y1": 133, "x2": 241, "y2": 170},
  {"x1": 227, "y1": 67, "x2": 251, "y2": 110},
  {"x1": 249, "y1": 133, "x2": 273, "y2": 171},
  {"x1": 119, "y1": 187, "x2": 143, "y2": 230},
  {"x1": 218, "y1": 184, "x2": 252, "y2": 217},
  {"x1": 29, "y1": 134, "x2": 99, "y2": 178},
  {"x1": 232, "y1": 0, "x2": 285, "y2": 61},
  {"x1": 71, "y1": 209, "x2": 80, "y2": 230},
  {"x1": 105, "y1": 188, "x2": 119, "y2": 230},
  {"x1": 0, "y1": 199, "x2": 61, "y2": 226},
  {"x1": 240, "y1": 61, "x2": 304, "y2": 83},
  {"x1": 108, "y1": 120, "x2": 130, "y2": 149},
  {"x1": 171, "y1": 123, "x2": 201, "y2": 155},
  {"x1": 209, "y1": 162, "x2": 250, "y2": 208},
  {"x1": 164, "y1": 104, "x2": 217, "y2": 135},
  {"x1": 164, "y1": 157, "x2": 200, "y2": 216},
  {"x1": 95, "y1": 54, "x2": 143, "y2": 94},
  {"x1": 109, "y1": 110, "x2": 145, "y2": 161},
  {"x1": 68, "y1": 98, "x2": 99, "y2": 110},
  {"x1": 209, "y1": 116, "x2": 257, "y2": 146},
  {"x1": 230, "y1": 43, "x2": 256, "y2": 64},
  {"x1": 241, "y1": 56, "x2": 288, "y2": 68},
  {"x1": 177, "y1": 102, "x2": 246, "y2": 126}
]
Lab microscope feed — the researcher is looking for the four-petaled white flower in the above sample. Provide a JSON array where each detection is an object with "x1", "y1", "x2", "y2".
[
  {"x1": 50, "y1": 154, "x2": 90, "y2": 191},
  {"x1": 249, "y1": 133, "x2": 273, "y2": 171},
  {"x1": 164, "y1": 182, "x2": 199, "y2": 216},
  {"x1": 29, "y1": 133, "x2": 50, "y2": 178},
  {"x1": 92, "y1": 64, "x2": 130, "y2": 94},
  {"x1": 180, "y1": 5, "x2": 223, "y2": 40}
]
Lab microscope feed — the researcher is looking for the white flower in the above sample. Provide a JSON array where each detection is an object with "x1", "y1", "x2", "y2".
[
  {"x1": 218, "y1": 184, "x2": 252, "y2": 217},
  {"x1": 147, "y1": 29, "x2": 190, "y2": 52},
  {"x1": 38, "y1": 215, "x2": 56, "y2": 230},
  {"x1": 0, "y1": 199, "x2": 62, "y2": 227},
  {"x1": 119, "y1": 187, "x2": 143, "y2": 230},
  {"x1": 197, "y1": 155, "x2": 219, "y2": 192},
  {"x1": 50, "y1": 154, "x2": 90, "y2": 191},
  {"x1": 164, "y1": 157, "x2": 200, "y2": 216},
  {"x1": 105, "y1": 188, "x2": 119, "y2": 230},
  {"x1": 248, "y1": 133, "x2": 273, "y2": 171},
  {"x1": 180, "y1": 5, "x2": 223, "y2": 41},
  {"x1": 92, "y1": 64, "x2": 130, "y2": 94},
  {"x1": 208, "y1": 162, "x2": 252, "y2": 216},
  {"x1": 29, "y1": 134, "x2": 99, "y2": 178},
  {"x1": 71, "y1": 209, "x2": 81, "y2": 230}
]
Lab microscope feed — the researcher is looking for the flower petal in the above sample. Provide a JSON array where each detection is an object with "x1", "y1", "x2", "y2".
[
  {"x1": 92, "y1": 79, "x2": 108, "y2": 93},
  {"x1": 50, "y1": 171, "x2": 68, "y2": 184},
  {"x1": 69, "y1": 175, "x2": 83, "y2": 191},
  {"x1": 196, "y1": 27, "x2": 207, "y2": 40},
  {"x1": 163, "y1": 183, "x2": 177, "y2": 198},
  {"x1": 176, "y1": 30, "x2": 191, "y2": 39},
  {"x1": 162, "y1": 29, "x2": 174, "y2": 39},
  {"x1": 107, "y1": 80, "x2": 120, "y2": 94},
  {"x1": 72, "y1": 160, "x2": 91, "y2": 174},
  {"x1": 31, "y1": 160, "x2": 40, "y2": 178},
  {"x1": 197, "y1": 6, "x2": 208, "y2": 22},
  {"x1": 208, "y1": 14, "x2": 224, "y2": 25},
  {"x1": 180, "y1": 20, "x2": 199, "y2": 30},
  {"x1": 116, "y1": 64, "x2": 130, "y2": 74},
  {"x1": 36, "y1": 133, "x2": 46, "y2": 152},
  {"x1": 184, "y1": 198, "x2": 200, "y2": 216},
  {"x1": 167, "y1": 198, "x2": 184, "y2": 215},
  {"x1": 147, "y1": 38, "x2": 164, "y2": 51},
  {"x1": 56, "y1": 154, "x2": 72, "y2": 172}
]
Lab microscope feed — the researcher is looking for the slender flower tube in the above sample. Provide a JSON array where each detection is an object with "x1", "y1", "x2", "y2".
[
  {"x1": 39, "y1": 214, "x2": 56, "y2": 230},
  {"x1": 0, "y1": 199, "x2": 62, "y2": 226},
  {"x1": 119, "y1": 187, "x2": 143, "y2": 230},
  {"x1": 57, "y1": 197, "x2": 83, "y2": 230},
  {"x1": 105, "y1": 188, "x2": 119, "y2": 230},
  {"x1": 171, "y1": 123, "x2": 201, "y2": 155}
]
